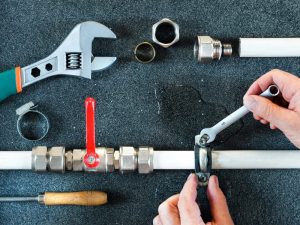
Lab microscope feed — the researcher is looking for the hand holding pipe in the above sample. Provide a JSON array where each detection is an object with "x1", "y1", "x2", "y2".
[{"x1": 196, "y1": 85, "x2": 280, "y2": 145}]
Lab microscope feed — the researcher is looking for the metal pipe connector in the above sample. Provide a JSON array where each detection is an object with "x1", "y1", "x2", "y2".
[
  {"x1": 31, "y1": 146, "x2": 154, "y2": 174},
  {"x1": 194, "y1": 36, "x2": 232, "y2": 63}
]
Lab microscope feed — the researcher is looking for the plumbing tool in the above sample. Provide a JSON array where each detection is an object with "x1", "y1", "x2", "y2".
[
  {"x1": 195, "y1": 85, "x2": 280, "y2": 145},
  {"x1": 0, "y1": 21, "x2": 117, "y2": 102},
  {"x1": 0, "y1": 191, "x2": 107, "y2": 206}
]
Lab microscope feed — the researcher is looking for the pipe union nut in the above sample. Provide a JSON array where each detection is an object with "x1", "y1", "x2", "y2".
[
  {"x1": 194, "y1": 36, "x2": 222, "y2": 63},
  {"x1": 138, "y1": 147, "x2": 154, "y2": 174},
  {"x1": 119, "y1": 146, "x2": 137, "y2": 173},
  {"x1": 105, "y1": 148, "x2": 115, "y2": 173},
  {"x1": 73, "y1": 149, "x2": 84, "y2": 171},
  {"x1": 152, "y1": 18, "x2": 179, "y2": 48},
  {"x1": 32, "y1": 146, "x2": 47, "y2": 172},
  {"x1": 48, "y1": 147, "x2": 65, "y2": 172},
  {"x1": 65, "y1": 151, "x2": 73, "y2": 171}
]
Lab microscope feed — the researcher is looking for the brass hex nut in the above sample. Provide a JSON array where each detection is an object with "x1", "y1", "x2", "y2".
[
  {"x1": 48, "y1": 147, "x2": 65, "y2": 172},
  {"x1": 152, "y1": 18, "x2": 179, "y2": 48},
  {"x1": 32, "y1": 146, "x2": 47, "y2": 172},
  {"x1": 138, "y1": 147, "x2": 154, "y2": 174}
]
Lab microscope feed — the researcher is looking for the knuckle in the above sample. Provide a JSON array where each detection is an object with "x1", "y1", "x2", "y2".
[
  {"x1": 270, "y1": 68, "x2": 281, "y2": 74},
  {"x1": 261, "y1": 102, "x2": 273, "y2": 120},
  {"x1": 158, "y1": 202, "x2": 172, "y2": 214}
]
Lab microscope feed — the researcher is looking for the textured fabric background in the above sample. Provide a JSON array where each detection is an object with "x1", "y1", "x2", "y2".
[{"x1": 0, "y1": 0, "x2": 300, "y2": 224}]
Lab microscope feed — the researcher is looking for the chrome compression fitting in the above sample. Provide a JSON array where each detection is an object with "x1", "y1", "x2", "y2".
[
  {"x1": 31, "y1": 146, "x2": 154, "y2": 174},
  {"x1": 194, "y1": 36, "x2": 232, "y2": 63}
]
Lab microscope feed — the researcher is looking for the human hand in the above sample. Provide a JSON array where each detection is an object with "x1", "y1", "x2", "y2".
[
  {"x1": 153, "y1": 174, "x2": 234, "y2": 225},
  {"x1": 243, "y1": 69, "x2": 300, "y2": 148}
]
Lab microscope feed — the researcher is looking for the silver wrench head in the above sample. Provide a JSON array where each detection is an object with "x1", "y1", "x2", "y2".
[
  {"x1": 22, "y1": 21, "x2": 117, "y2": 87},
  {"x1": 58, "y1": 21, "x2": 117, "y2": 79}
]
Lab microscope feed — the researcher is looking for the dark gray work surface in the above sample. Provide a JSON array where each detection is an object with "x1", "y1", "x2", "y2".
[{"x1": 0, "y1": 0, "x2": 300, "y2": 224}]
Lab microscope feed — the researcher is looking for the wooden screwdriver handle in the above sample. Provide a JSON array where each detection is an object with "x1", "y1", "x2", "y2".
[{"x1": 44, "y1": 191, "x2": 107, "y2": 206}]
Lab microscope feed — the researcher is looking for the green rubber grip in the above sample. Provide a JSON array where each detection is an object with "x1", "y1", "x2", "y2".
[{"x1": 0, "y1": 68, "x2": 21, "y2": 101}]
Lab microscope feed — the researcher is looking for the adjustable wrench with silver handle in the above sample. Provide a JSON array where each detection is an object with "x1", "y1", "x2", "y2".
[
  {"x1": 0, "y1": 21, "x2": 117, "y2": 102},
  {"x1": 195, "y1": 85, "x2": 280, "y2": 145}
]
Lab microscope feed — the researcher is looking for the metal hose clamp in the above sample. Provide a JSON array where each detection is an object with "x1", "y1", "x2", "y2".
[
  {"x1": 16, "y1": 102, "x2": 50, "y2": 141},
  {"x1": 194, "y1": 144, "x2": 211, "y2": 186}
]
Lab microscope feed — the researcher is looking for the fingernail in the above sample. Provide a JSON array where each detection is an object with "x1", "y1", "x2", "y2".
[
  {"x1": 244, "y1": 95, "x2": 257, "y2": 110},
  {"x1": 211, "y1": 176, "x2": 219, "y2": 187},
  {"x1": 187, "y1": 173, "x2": 195, "y2": 180}
]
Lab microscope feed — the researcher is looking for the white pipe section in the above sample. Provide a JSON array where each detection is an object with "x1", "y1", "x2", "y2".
[
  {"x1": 1, "y1": 150, "x2": 300, "y2": 170},
  {"x1": 239, "y1": 38, "x2": 300, "y2": 57},
  {"x1": 212, "y1": 150, "x2": 300, "y2": 169},
  {"x1": 153, "y1": 151, "x2": 195, "y2": 170},
  {"x1": 154, "y1": 150, "x2": 300, "y2": 170},
  {"x1": 0, "y1": 151, "x2": 31, "y2": 170}
]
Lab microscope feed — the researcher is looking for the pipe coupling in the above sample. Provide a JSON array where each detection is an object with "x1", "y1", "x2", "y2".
[
  {"x1": 138, "y1": 147, "x2": 154, "y2": 174},
  {"x1": 118, "y1": 146, "x2": 138, "y2": 173},
  {"x1": 194, "y1": 36, "x2": 232, "y2": 63},
  {"x1": 32, "y1": 146, "x2": 65, "y2": 172}
]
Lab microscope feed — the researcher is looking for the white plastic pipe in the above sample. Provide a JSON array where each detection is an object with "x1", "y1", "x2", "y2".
[
  {"x1": 1, "y1": 150, "x2": 300, "y2": 170},
  {"x1": 154, "y1": 150, "x2": 300, "y2": 170},
  {"x1": 239, "y1": 38, "x2": 300, "y2": 57},
  {"x1": 0, "y1": 151, "x2": 31, "y2": 170}
]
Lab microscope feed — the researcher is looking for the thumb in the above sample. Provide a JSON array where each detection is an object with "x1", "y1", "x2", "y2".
[
  {"x1": 207, "y1": 176, "x2": 233, "y2": 225},
  {"x1": 243, "y1": 95, "x2": 296, "y2": 132}
]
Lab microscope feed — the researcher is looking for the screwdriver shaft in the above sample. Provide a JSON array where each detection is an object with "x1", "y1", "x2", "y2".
[{"x1": 0, "y1": 196, "x2": 38, "y2": 202}]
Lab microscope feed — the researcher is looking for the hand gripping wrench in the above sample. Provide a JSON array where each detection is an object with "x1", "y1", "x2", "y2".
[
  {"x1": 195, "y1": 85, "x2": 280, "y2": 145},
  {"x1": 0, "y1": 21, "x2": 117, "y2": 102}
]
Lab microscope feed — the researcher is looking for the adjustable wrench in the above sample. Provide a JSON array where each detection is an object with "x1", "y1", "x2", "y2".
[
  {"x1": 0, "y1": 21, "x2": 117, "y2": 102},
  {"x1": 195, "y1": 85, "x2": 280, "y2": 145}
]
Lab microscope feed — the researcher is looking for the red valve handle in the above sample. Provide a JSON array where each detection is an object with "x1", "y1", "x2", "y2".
[{"x1": 83, "y1": 97, "x2": 100, "y2": 168}]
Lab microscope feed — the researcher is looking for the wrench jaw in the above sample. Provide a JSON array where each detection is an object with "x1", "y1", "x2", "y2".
[
  {"x1": 91, "y1": 57, "x2": 117, "y2": 72},
  {"x1": 79, "y1": 21, "x2": 117, "y2": 79},
  {"x1": 195, "y1": 128, "x2": 216, "y2": 146},
  {"x1": 21, "y1": 21, "x2": 117, "y2": 87}
]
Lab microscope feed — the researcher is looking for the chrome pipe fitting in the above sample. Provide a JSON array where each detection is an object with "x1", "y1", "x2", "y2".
[
  {"x1": 152, "y1": 18, "x2": 179, "y2": 48},
  {"x1": 31, "y1": 146, "x2": 154, "y2": 174},
  {"x1": 194, "y1": 36, "x2": 232, "y2": 63}
]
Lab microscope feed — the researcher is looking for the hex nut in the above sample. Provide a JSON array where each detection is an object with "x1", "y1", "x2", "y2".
[
  {"x1": 105, "y1": 148, "x2": 115, "y2": 172},
  {"x1": 73, "y1": 149, "x2": 84, "y2": 171},
  {"x1": 194, "y1": 36, "x2": 222, "y2": 63},
  {"x1": 119, "y1": 146, "x2": 137, "y2": 173},
  {"x1": 114, "y1": 150, "x2": 120, "y2": 170},
  {"x1": 152, "y1": 18, "x2": 179, "y2": 48},
  {"x1": 48, "y1": 147, "x2": 65, "y2": 172},
  {"x1": 32, "y1": 146, "x2": 47, "y2": 172},
  {"x1": 65, "y1": 151, "x2": 73, "y2": 171},
  {"x1": 138, "y1": 147, "x2": 154, "y2": 174}
]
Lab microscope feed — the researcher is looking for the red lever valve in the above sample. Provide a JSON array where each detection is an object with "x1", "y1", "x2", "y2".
[{"x1": 83, "y1": 97, "x2": 100, "y2": 168}]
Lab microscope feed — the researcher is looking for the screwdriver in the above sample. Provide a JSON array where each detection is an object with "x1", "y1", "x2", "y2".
[{"x1": 0, "y1": 191, "x2": 107, "y2": 206}]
